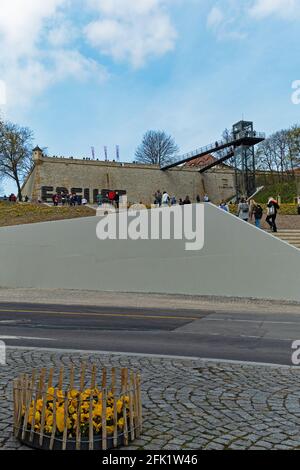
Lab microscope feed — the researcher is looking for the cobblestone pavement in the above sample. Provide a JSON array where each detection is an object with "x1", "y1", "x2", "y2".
[{"x1": 1, "y1": 348, "x2": 300, "y2": 450}]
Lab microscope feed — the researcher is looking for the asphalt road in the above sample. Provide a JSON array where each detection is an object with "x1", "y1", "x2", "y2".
[{"x1": 0, "y1": 302, "x2": 300, "y2": 365}]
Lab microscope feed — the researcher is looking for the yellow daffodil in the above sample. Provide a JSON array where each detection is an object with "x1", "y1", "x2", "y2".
[
  {"x1": 28, "y1": 413, "x2": 33, "y2": 425},
  {"x1": 80, "y1": 413, "x2": 89, "y2": 423},
  {"x1": 80, "y1": 403, "x2": 89, "y2": 414},
  {"x1": 117, "y1": 418, "x2": 125, "y2": 429},
  {"x1": 34, "y1": 411, "x2": 41, "y2": 424},
  {"x1": 44, "y1": 424, "x2": 53, "y2": 434},
  {"x1": 56, "y1": 407, "x2": 65, "y2": 433},
  {"x1": 22, "y1": 384, "x2": 134, "y2": 442},
  {"x1": 68, "y1": 389, "x2": 79, "y2": 399},
  {"x1": 46, "y1": 415, "x2": 53, "y2": 426},
  {"x1": 106, "y1": 425, "x2": 114, "y2": 435},
  {"x1": 106, "y1": 407, "x2": 113, "y2": 419},
  {"x1": 93, "y1": 404, "x2": 102, "y2": 417},
  {"x1": 116, "y1": 400, "x2": 123, "y2": 414},
  {"x1": 36, "y1": 399, "x2": 44, "y2": 412},
  {"x1": 45, "y1": 409, "x2": 52, "y2": 419},
  {"x1": 56, "y1": 390, "x2": 64, "y2": 403},
  {"x1": 46, "y1": 387, "x2": 55, "y2": 400}
]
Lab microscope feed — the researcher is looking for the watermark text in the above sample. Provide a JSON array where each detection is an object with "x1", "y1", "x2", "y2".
[
  {"x1": 291, "y1": 80, "x2": 300, "y2": 105},
  {"x1": 96, "y1": 204, "x2": 205, "y2": 251}
]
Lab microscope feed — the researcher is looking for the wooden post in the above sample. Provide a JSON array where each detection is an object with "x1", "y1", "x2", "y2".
[
  {"x1": 20, "y1": 373, "x2": 26, "y2": 409},
  {"x1": 102, "y1": 367, "x2": 107, "y2": 390},
  {"x1": 89, "y1": 394, "x2": 94, "y2": 450},
  {"x1": 47, "y1": 368, "x2": 54, "y2": 389},
  {"x1": 129, "y1": 371, "x2": 135, "y2": 442},
  {"x1": 62, "y1": 391, "x2": 68, "y2": 451},
  {"x1": 101, "y1": 387, "x2": 107, "y2": 451},
  {"x1": 21, "y1": 376, "x2": 31, "y2": 440},
  {"x1": 13, "y1": 379, "x2": 18, "y2": 437},
  {"x1": 39, "y1": 386, "x2": 47, "y2": 446},
  {"x1": 122, "y1": 369, "x2": 129, "y2": 446},
  {"x1": 133, "y1": 373, "x2": 140, "y2": 438},
  {"x1": 137, "y1": 374, "x2": 142, "y2": 433},
  {"x1": 49, "y1": 389, "x2": 57, "y2": 450},
  {"x1": 18, "y1": 376, "x2": 25, "y2": 428},
  {"x1": 69, "y1": 365, "x2": 75, "y2": 390},
  {"x1": 112, "y1": 368, "x2": 118, "y2": 448},
  {"x1": 91, "y1": 365, "x2": 97, "y2": 390},
  {"x1": 58, "y1": 366, "x2": 64, "y2": 390},
  {"x1": 29, "y1": 384, "x2": 38, "y2": 443},
  {"x1": 76, "y1": 389, "x2": 82, "y2": 450},
  {"x1": 80, "y1": 362, "x2": 86, "y2": 391},
  {"x1": 30, "y1": 370, "x2": 36, "y2": 396},
  {"x1": 38, "y1": 368, "x2": 46, "y2": 399}
]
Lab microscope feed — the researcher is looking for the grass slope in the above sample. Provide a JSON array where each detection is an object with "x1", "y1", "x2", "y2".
[
  {"x1": 0, "y1": 202, "x2": 96, "y2": 228},
  {"x1": 255, "y1": 180, "x2": 298, "y2": 204}
]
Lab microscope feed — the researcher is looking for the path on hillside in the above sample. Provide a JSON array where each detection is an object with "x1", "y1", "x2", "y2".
[{"x1": 0, "y1": 301, "x2": 299, "y2": 365}]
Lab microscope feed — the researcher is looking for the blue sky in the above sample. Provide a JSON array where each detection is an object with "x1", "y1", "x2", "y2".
[{"x1": 1, "y1": 0, "x2": 300, "y2": 194}]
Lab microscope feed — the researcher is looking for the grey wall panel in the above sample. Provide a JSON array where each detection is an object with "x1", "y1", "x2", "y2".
[{"x1": 0, "y1": 204, "x2": 299, "y2": 301}]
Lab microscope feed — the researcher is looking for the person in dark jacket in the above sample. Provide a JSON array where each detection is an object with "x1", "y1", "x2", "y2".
[
  {"x1": 249, "y1": 199, "x2": 263, "y2": 229},
  {"x1": 183, "y1": 196, "x2": 191, "y2": 205},
  {"x1": 266, "y1": 197, "x2": 280, "y2": 233}
]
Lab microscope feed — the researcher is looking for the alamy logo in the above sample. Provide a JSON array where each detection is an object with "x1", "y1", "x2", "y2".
[
  {"x1": 0, "y1": 80, "x2": 6, "y2": 105},
  {"x1": 96, "y1": 205, "x2": 205, "y2": 251},
  {"x1": 291, "y1": 340, "x2": 300, "y2": 365},
  {"x1": 291, "y1": 80, "x2": 300, "y2": 105},
  {"x1": 0, "y1": 341, "x2": 6, "y2": 366}
]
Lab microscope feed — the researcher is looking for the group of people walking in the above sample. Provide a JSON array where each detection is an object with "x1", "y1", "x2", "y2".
[
  {"x1": 154, "y1": 190, "x2": 208, "y2": 207},
  {"x1": 52, "y1": 192, "x2": 88, "y2": 207},
  {"x1": 236, "y1": 197, "x2": 280, "y2": 232}
]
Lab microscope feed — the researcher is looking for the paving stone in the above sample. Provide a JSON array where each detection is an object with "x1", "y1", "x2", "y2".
[{"x1": 1, "y1": 348, "x2": 300, "y2": 450}]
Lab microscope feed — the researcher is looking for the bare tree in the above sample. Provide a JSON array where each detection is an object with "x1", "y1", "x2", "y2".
[
  {"x1": 255, "y1": 125, "x2": 300, "y2": 180},
  {"x1": 222, "y1": 128, "x2": 233, "y2": 143},
  {"x1": 220, "y1": 128, "x2": 241, "y2": 169},
  {"x1": 135, "y1": 130, "x2": 179, "y2": 166},
  {"x1": 287, "y1": 125, "x2": 300, "y2": 173},
  {"x1": 0, "y1": 120, "x2": 34, "y2": 201}
]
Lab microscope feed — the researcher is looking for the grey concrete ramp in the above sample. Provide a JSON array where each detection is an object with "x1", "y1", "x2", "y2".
[{"x1": 0, "y1": 203, "x2": 299, "y2": 301}]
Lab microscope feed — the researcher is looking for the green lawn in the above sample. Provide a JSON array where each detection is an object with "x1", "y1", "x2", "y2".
[
  {"x1": 255, "y1": 180, "x2": 298, "y2": 204},
  {"x1": 0, "y1": 202, "x2": 96, "y2": 227}
]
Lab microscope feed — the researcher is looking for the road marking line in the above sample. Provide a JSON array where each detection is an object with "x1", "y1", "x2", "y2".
[
  {"x1": 205, "y1": 318, "x2": 300, "y2": 325},
  {"x1": 0, "y1": 308, "x2": 199, "y2": 322},
  {"x1": 0, "y1": 335, "x2": 56, "y2": 341},
  {"x1": 0, "y1": 320, "x2": 19, "y2": 324}
]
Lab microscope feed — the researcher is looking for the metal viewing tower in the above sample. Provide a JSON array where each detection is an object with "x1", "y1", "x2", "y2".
[{"x1": 160, "y1": 120, "x2": 265, "y2": 199}]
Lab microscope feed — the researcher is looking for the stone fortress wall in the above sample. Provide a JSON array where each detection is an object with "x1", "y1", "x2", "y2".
[{"x1": 23, "y1": 150, "x2": 236, "y2": 205}]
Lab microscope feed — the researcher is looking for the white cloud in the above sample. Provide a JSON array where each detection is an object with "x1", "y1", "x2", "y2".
[
  {"x1": 87, "y1": 0, "x2": 161, "y2": 16},
  {"x1": 206, "y1": 3, "x2": 247, "y2": 40},
  {"x1": 2, "y1": 51, "x2": 108, "y2": 108},
  {"x1": 0, "y1": 0, "x2": 66, "y2": 56},
  {"x1": 207, "y1": 6, "x2": 224, "y2": 30},
  {"x1": 0, "y1": 0, "x2": 178, "y2": 109},
  {"x1": 85, "y1": 0, "x2": 177, "y2": 68},
  {"x1": 207, "y1": 0, "x2": 300, "y2": 41},
  {"x1": 249, "y1": 0, "x2": 299, "y2": 19},
  {"x1": 47, "y1": 20, "x2": 78, "y2": 47},
  {"x1": 0, "y1": 0, "x2": 109, "y2": 108}
]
